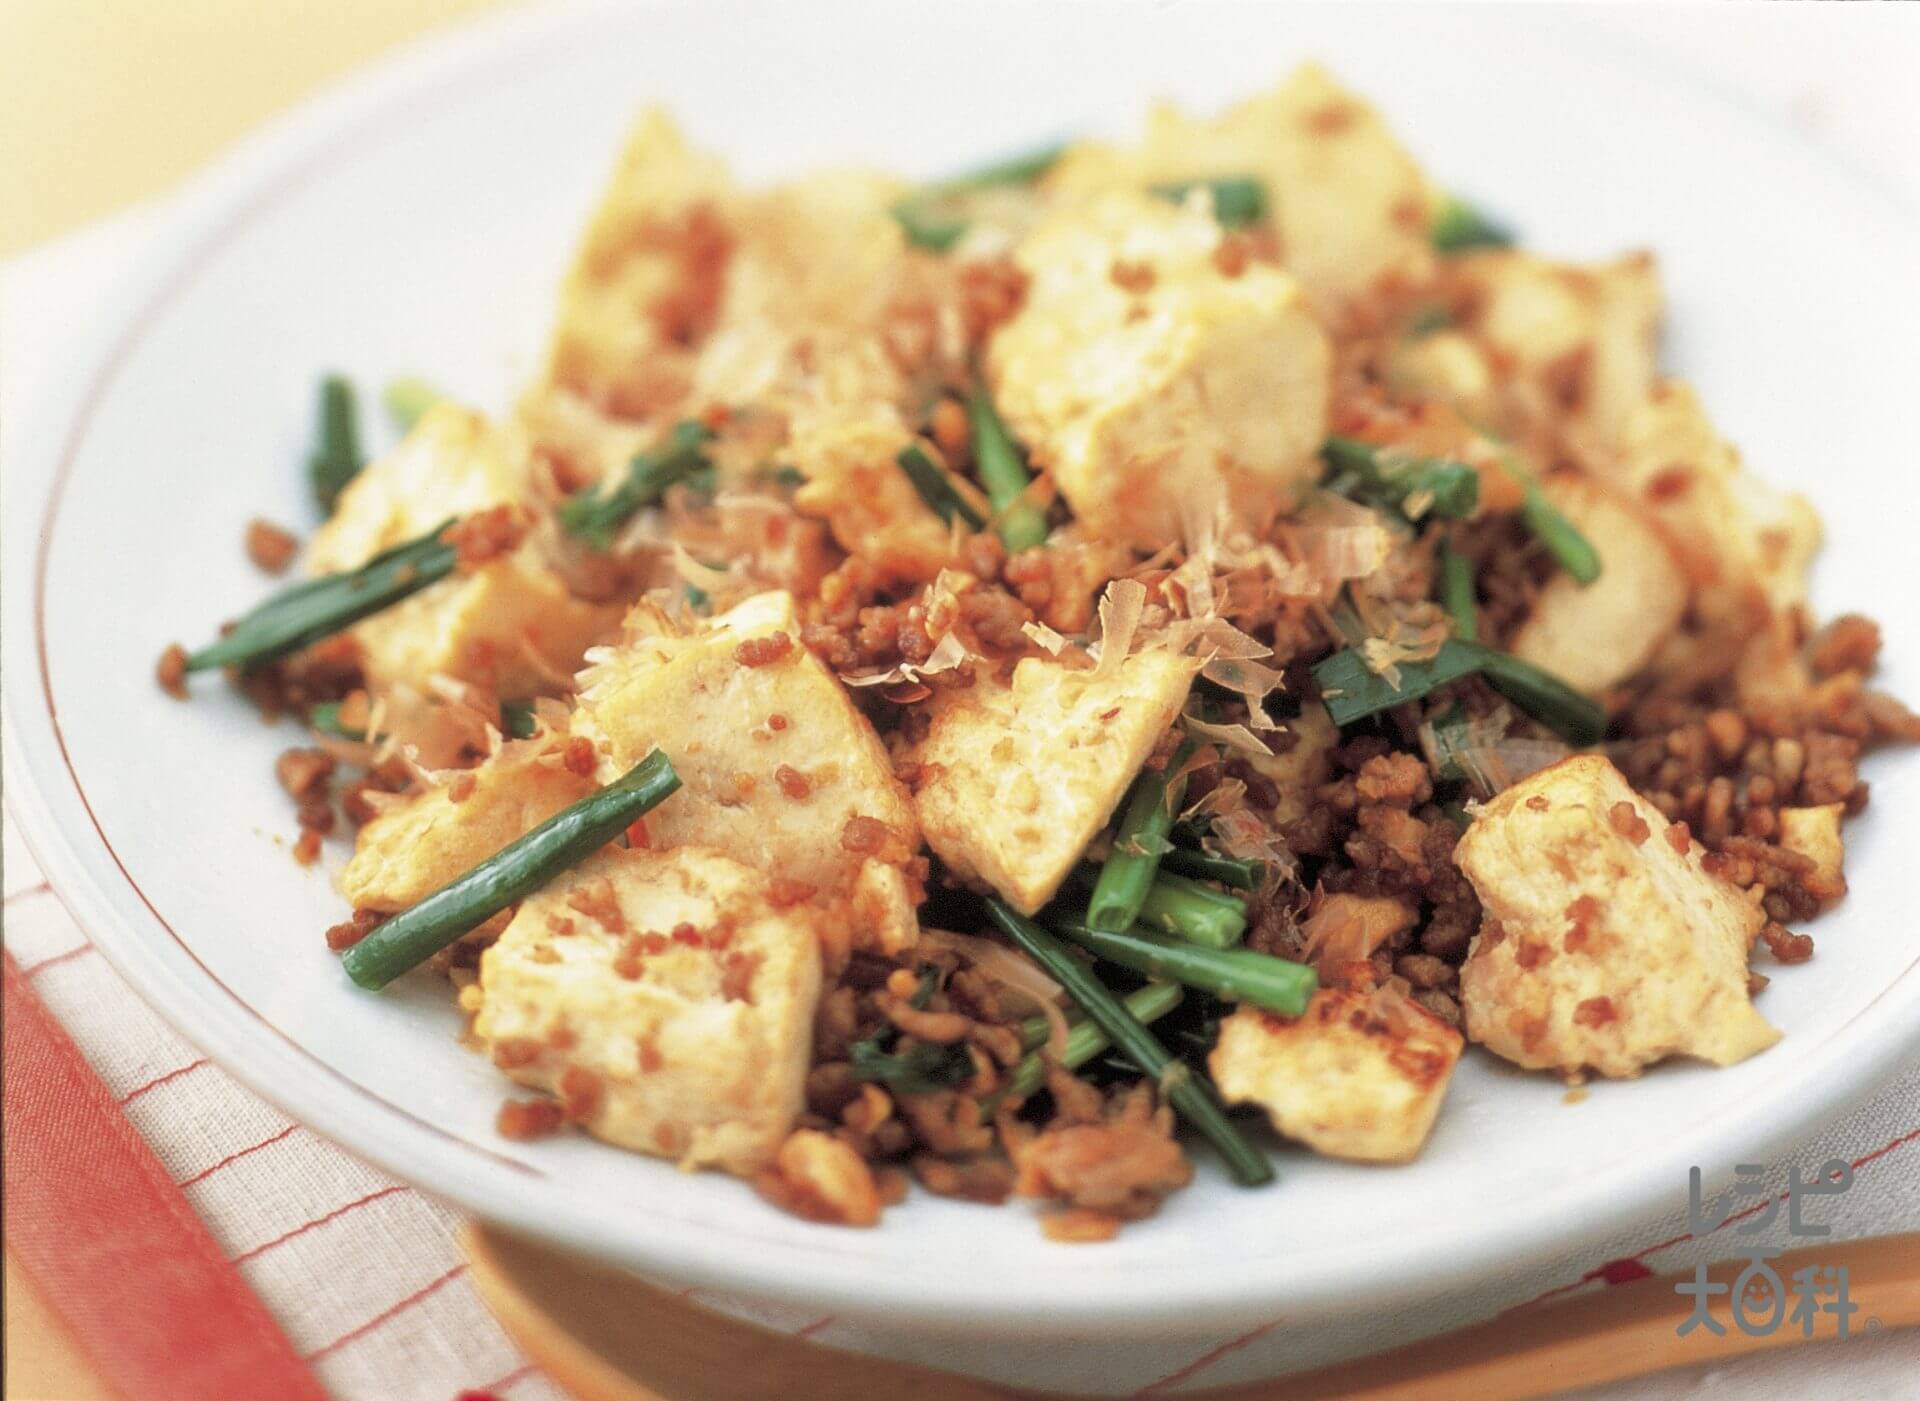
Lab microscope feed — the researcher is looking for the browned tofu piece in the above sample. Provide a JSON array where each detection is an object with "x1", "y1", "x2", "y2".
[
  {"x1": 572, "y1": 590, "x2": 920, "y2": 951},
  {"x1": 910, "y1": 651, "x2": 1198, "y2": 914},
  {"x1": 1211, "y1": 990, "x2": 1462, "y2": 1163},
  {"x1": 1454, "y1": 755, "x2": 1778, "y2": 1077},
  {"x1": 340, "y1": 738, "x2": 594, "y2": 912},
  {"x1": 1507, "y1": 474, "x2": 1688, "y2": 694},
  {"x1": 476, "y1": 847, "x2": 823, "y2": 1175}
]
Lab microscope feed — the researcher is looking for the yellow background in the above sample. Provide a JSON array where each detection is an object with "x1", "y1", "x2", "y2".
[
  {"x1": 2, "y1": 4, "x2": 508, "y2": 1393},
  {"x1": 0, "y1": 0, "x2": 508, "y2": 255}
]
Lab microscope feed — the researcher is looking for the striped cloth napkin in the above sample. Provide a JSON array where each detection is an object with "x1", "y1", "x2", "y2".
[{"x1": 3, "y1": 814, "x2": 565, "y2": 1401}]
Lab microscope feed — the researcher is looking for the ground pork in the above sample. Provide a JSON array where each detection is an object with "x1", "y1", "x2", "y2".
[{"x1": 1615, "y1": 659, "x2": 1920, "y2": 949}]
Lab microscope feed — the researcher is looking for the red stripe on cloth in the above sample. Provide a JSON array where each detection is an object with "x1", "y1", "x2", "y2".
[
  {"x1": 233, "y1": 1184, "x2": 409, "y2": 1264},
  {"x1": 2, "y1": 953, "x2": 327, "y2": 1401},
  {"x1": 473, "y1": 1360, "x2": 541, "y2": 1395},
  {"x1": 1852, "y1": 1123, "x2": 1920, "y2": 1168},
  {"x1": 177, "y1": 1123, "x2": 300, "y2": 1188},
  {"x1": 119, "y1": 1058, "x2": 211, "y2": 1104},
  {"x1": 1141, "y1": 1119, "x2": 1920, "y2": 1393},
  {"x1": 303, "y1": 1262, "x2": 469, "y2": 1363},
  {"x1": 21, "y1": 943, "x2": 95, "y2": 977},
  {"x1": 5, "y1": 880, "x2": 53, "y2": 905},
  {"x1": 1511, "y1": 1120, "x2": 1920, "y2": 1312},
  {"x1": 1132, "y1": 1318, "x2": 1284, "y2": 1396}
]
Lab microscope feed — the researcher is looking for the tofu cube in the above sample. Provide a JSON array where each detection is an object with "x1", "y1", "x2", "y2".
[
  {"x1": 549, "y1": 134, "x2": 973, "y2": 581},
  {"x1": 1507, "y1": 474, "x2": 1688, "y2": 694},
  {"x1": 691, "y1": 168, "x2": 918, "y2": 412},
  {"x1": 307, "y1": 403, "x2": 620, "y2": 696},
  {"x1": 1209, "y1": 990, "x2": 1463, "y2": 1163},
  {"x1": 690, "y1": 169, "x2": 982, "y2": 582},
  {"x1": 910, "y1": 651, "x2": 1198, "y2": 914},
  {"x1": 1454, "y1": 755, "x2": 1779, "y2": 1078},
  {"x1": 786, "y1": 398, "x2": 983, "y2": 583},
  {"x1": 1615, "y1": 384, "x2": 1821, "y2": 616},
  {"x1": 1044, "y1": 63, "x2": 1437, "y2": 310},
  {"x1": 1613, "y1": 385, "x2": 1823, "y2": 708},
  {"x1": 340, "y1": 737, "x2": 594, "y2": 912},
  {"x1": 475, "y1": 847, "x2": 823, "y2": 1175},
  {"x1": 987, "y1": 190, "x2": 1329, "y2": 549},
  {"x1": 544, "y1": 111, "x2": 735, "y2": 418},
  {"x1": 350, "y1": 558, "x2": 624, "y2": 700},
  {"x1": 1457, "y1": 249, "x2": 1664, "y2": 467},
  {"x1": 1385, "y1": 330, "x2": 1500, "y2": 428},
  {"x1": 571, "y1": 591, "x2": 921, "y2": 947},
  {"x1": 307, "y1": 404, "x2": 527, "y2": 574}
]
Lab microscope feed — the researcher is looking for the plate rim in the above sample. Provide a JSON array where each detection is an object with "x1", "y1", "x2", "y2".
[{"x1": 6, "y1": 0, "x2": 1920, "y2": 1336}]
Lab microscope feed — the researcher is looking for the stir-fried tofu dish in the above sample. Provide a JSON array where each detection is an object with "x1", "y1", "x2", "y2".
[{"x1": 163, "y1": 67, "x2": 1919, "y2": 1240}]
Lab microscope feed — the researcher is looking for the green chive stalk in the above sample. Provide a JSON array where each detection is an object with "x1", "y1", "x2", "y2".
[
  {"x1": 1053, "y1": 921, "x2": 1316, "y2": 1019},
  {"x1": 187, "y1": 521, "x2": 457, "y2": 672},
  {"x1": 1311, "y1": 640, "x2": 1604, "y2": 745},
  {"x1": 845, "y1": 966, "x2": 971, "y2": 1094},
  {"x1": 1068, "y1": 863, "x2": 1245, "y2": 947},
  {"x1": 1438, "y1": 539, "x2": 1478, "y2": 641},
  {"x1": 1150, "y1": 175, "x2": 1267, "y2": 227},
  {"x1": 501, "y1": 702, "x2": 540, "y2": 740},
  {"x1": 1322, "y1": 437, "x2": 1479, "y2": 521},
  {"x1": 1431, "y1": 193, "x2": 1513, "y2": 253},
  {"x1": 307, "y1": 701, "x2": 365, "y2": 739},
  {"x1": 1137, "y1": 872, "x2": 1247, "y2": 948},
  {"x1": 342, "y1": 751, "x2": 681, "y2": 989},
  {"x1": 896, "y1": 444, "x2": 986, "y2": 529},
  {"x1": 558, "y1": 422, "x2": 716, "y2": 550},
  {"x1": 987, "y1": 983, "x2": 1184, "y2": 1112},
  {"x1": 1160, "y1": 846, "x2": 1265, "y2": 892},
  {"x1": 891, "y1": 144, "x2": 1066, "y2": 251},
  {"x1": 848, "y1": 1038, "x2": 972, "y2": 1095},
  {"x1": 968, "y1": 387, "x2": 1048, "y2": 552},
  {"x1": 1478, "y1": 648, "x2": 1607, "y2": 742},
  {"x1": 1518, "y1": 475, "x2": 1602, "y2": 585},
  {"x1": 1086, "y1": 741, "x2": 1196, "y2": 933},
  {"x1": 984, "y1": 900, "x2": 1273, "y2": 1187},
  {"x1": 310, "y1": 374, "x2": 364, "y2": 512}
]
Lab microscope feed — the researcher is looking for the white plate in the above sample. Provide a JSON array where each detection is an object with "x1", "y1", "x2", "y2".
[{"x1": 6, "y1": 0, "x2": 1920, "y2": 1338}]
